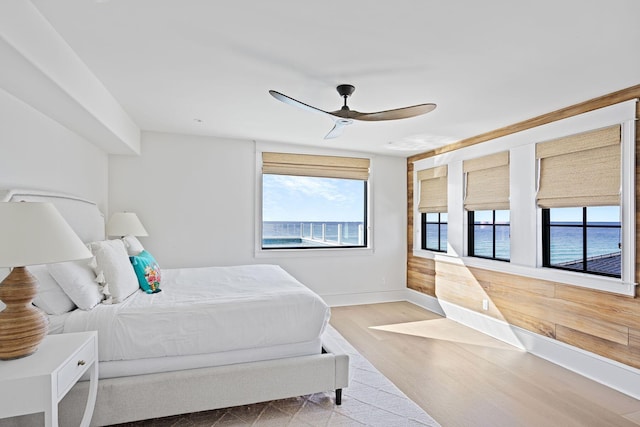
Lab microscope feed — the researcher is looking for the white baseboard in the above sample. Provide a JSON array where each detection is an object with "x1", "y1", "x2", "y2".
[
  {"x1": 436, "y1": 299, "x2": 640, "y2": 400},
  {"x1": 321, "y1": 290, "x2": 408, "y2": 307},
  {"x1": 404, "y1": 288, "x2": 445, "y2": 316}
]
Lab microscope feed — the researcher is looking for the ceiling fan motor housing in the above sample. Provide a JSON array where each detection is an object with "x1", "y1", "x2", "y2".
[{"x1": 336, "y1": 84, "x2": 355, "y2": 98}]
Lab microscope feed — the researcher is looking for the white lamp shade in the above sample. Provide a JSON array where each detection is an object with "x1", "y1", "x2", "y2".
[
  {"x1": 0, "y1": 202, "x2": 92, "y2": 268},
  {"x1": 106, "y1": 212, "x2": 148, "y2": 237}
]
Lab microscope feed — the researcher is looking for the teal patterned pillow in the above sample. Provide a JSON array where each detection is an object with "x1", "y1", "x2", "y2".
[{"x1": 129, "y1": 250, "x2": 161, "y2": 294}]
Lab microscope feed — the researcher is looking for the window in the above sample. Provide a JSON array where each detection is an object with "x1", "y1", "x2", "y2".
[
  {"x1": 422, "y1": 212, "x2": 447, "y2": 252},
  {"x1": 468, "y1": 210, "x2": 510, "y2": 261},
  {"x1": 417, "y1": 166, "x2": 448, "y2": 252},
  {"x1": 536, "y1": 125, "x2": 621, "y2": 277},
  {"x1": 261, "y1": 152, "x2": 369, "y2": 250},
  {"x1": 463, "y1": 152, "x2": 510, "y2": 261},
  {"x1": 542, "y1": 207, "x2": 621, "y2": 277},
  {"x1": 412, "y1": 101, "x2": 635, "y2": 295}
]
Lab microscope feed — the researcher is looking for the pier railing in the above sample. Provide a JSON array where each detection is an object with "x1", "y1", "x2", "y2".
[
  {"x1": 263, "y1": 221, "x2": 365, "y2": 246},
  {"x1": 302, "y1": 222, "x2": 364, "y2": 246}
]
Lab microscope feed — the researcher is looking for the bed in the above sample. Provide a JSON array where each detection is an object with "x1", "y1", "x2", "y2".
[{"x1": 0, "y1": 189, "x2": 349, "y2": 426}]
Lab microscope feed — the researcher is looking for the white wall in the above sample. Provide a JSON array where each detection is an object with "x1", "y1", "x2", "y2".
[
  {"x1": 0, "y1": 88, "x2": 108, "y2": 210},
  {"x1": 109, "y1": 131, "x2": 407, "y2": 301}
]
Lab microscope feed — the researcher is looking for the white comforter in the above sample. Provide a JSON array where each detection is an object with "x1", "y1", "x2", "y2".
[{"x1": 63, "y1": 264, "x2": 330, "y2": 362}]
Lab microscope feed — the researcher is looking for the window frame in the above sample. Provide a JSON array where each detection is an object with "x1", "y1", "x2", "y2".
[
  {"x1": 421, "y1": 212, "x2": 447, "y2": 252},
  {"x1": 541, "y1": 207, "x2": 621, "y2": 278},
  {"x1": 261, "y1": 175, "x2": 369, "y2": 250},
  {"x1": 255, "y1": 148, "x2": 373, "y2": 258},
  {"x1": 467, "y1": 210, "x2": 510, "y2": 262}
]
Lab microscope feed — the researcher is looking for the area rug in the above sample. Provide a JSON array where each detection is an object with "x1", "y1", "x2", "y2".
[{"x1": 111, "y1": 325, "x2": 441, "y2": 426}]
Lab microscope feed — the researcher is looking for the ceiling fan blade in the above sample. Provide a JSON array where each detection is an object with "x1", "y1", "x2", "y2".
[
  {"x1": 348, "y1": 103, "x2": 437, "y2": 121},
  {"x1": 324, "y1": 119, "x2": 353, "y2": 139},
  {"x1": 270, "y1": 85, "x2": 436, "y2": 139},
  {"x1": 269, "y1": 90, "x2": 330, "y2": 116}
]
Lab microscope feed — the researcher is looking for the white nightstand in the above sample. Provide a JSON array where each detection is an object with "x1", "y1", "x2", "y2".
[{"x1": 0, "y1": 331, "x2": 98, "y2": 427}]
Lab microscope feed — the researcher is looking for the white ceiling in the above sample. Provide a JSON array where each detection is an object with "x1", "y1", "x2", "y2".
[{"x1": 30, "y1": 0, "x2": 640, "y2": 157}]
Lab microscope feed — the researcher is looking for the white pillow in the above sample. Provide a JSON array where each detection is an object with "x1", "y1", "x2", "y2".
[
  {"x1": 48, "y1": 259, "x2": 103, "y2": 310},
  {"x1": 122, "y1": 235, "x2": 144, "y2": 256},
  {"x1": 89, "y1": 240, "x2": 139, "y2": 303},
  {"x1": 28, "y1": 265, "x2": 77, "y2": 315}
]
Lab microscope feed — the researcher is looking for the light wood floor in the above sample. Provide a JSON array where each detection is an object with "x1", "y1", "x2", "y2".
[{"x1": 330, "y1": 302, "x2": 640, "y2": 427}]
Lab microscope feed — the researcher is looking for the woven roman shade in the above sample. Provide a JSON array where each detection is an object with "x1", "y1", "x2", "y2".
[
  {"x1": 417, "y1": 166, "x2": 448, "y2": 213},
  {"x1": 463, "y1": 151, "x2": 510, "y2": 211},
  {"x1": 262, "y1": 152, "x2": 370, "y2": 180},
  {"x1": 536, "y1": 125, "x2": 621, "y2": 208}
]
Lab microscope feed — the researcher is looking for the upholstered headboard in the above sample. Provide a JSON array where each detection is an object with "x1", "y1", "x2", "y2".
[{"x1": 0, "y1": 189, "x2": 105, "y2": 243}]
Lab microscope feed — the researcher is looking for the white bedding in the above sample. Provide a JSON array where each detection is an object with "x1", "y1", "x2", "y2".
[
  {"x1": 47, "y1": 312, "x2": 70, "y2": 334},
  {"x1": 62, "y1": 264, "x2": 330, "y2": 362}
]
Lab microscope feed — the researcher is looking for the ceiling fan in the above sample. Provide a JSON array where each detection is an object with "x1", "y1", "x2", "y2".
[{"x1": 269, "y1": 84, "x2": 436, "y2": 139}]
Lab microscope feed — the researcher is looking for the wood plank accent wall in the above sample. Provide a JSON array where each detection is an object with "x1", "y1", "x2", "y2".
[{"x1": 406, "y1": 85, "x2": 640, "y2": 369}]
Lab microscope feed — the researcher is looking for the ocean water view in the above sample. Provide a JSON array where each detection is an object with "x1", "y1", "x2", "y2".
[
  {"x1": 426, "y1": 222, "x2": 621, "y2": 267},
  {"x1": 549, "y1": 223, "x2": 621, "y2": 263},
  {"x1": 263, "y1": 221, "x2": 365, "y2": 248}
]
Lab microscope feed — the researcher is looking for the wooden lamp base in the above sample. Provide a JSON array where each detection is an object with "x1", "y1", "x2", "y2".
[{"x1": 0, "y1": 267, "x2": 48, "y2": 359}]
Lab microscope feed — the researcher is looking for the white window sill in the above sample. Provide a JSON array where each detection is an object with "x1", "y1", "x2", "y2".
[
  {"x1": 412, "y1": 249, "x2": 637, "y2": 297},
  {"x1": 256, "y1": 247, "x2": 374, "y2": 258}
]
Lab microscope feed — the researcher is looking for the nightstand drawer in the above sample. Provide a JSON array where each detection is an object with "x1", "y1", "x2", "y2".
[{"x1": 57, "y1": 338, "x2": 95, "y2": 397}]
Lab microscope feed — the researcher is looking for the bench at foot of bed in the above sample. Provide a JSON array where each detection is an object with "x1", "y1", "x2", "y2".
[{"x1": 51, "y1": 344, "x2": 348, "y2": 426}]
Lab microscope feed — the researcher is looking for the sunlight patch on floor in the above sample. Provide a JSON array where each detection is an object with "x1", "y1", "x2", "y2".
[{"x1": 369, "y1": 318, "x2": 522, "y2": 351}]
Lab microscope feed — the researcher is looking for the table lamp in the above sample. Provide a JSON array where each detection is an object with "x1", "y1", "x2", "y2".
[
  {"x1": 106, "y1": 212, "x2": 148, "y2": 238},
  {"x1": 0, "y1": 202, "x2": 92, "y2": 359}
]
